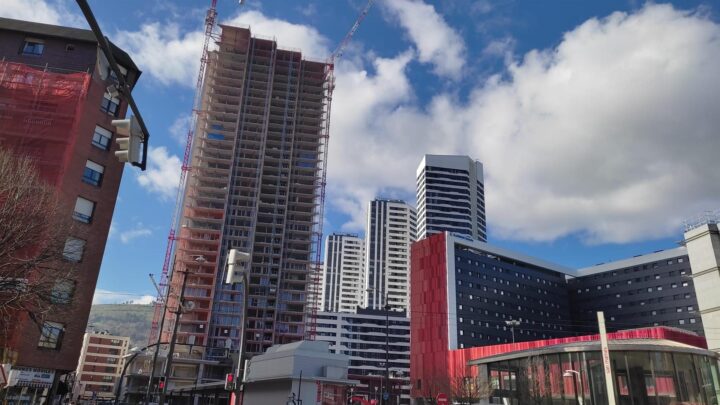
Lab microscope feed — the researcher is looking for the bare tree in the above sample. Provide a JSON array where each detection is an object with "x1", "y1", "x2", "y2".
[
  {"x1": 0, "y1": 147, "x2": 80, "y2": 346},
  {"x1": 516, "y1": 355, "x2": 551, "y2": 405},
  {"x1": 422, "y1": 367, "x2": 492, "y2": 405}
]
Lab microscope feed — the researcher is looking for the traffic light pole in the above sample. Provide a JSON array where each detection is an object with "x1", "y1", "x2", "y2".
[{"x1": 75, "y1": 0, "x2": 150, "y2": 170}]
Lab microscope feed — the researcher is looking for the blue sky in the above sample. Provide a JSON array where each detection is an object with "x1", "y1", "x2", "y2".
[{"x1": 4, "y1": 0, "x2": 720, "y2": 304}]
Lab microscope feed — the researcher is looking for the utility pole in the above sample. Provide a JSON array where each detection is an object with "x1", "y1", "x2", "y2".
[
  {"x1": 157, "y1": 268, "x2": 189, "y2": 405},
  {"x1": 157, "y1": 256, "x2": 205, "y2": 405}
]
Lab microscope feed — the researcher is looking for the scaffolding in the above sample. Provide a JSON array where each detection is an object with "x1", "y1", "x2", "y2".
[{"x1": 0, "y1": 61, "x2": 90, "y2": 184}]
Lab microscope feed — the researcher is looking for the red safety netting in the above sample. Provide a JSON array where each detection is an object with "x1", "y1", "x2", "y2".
[{"x1": 0, "y1": 61, "x2": 91, "y2": 184}]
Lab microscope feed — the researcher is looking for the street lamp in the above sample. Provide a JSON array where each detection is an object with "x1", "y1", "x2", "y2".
[
  {"x1": 225, "y1": 249, "x2": 251, "y2": 405},
  {"x1": 563, "y1": 370, "x2": 584, "y2": 405},
  {"x1": 505, "y1": 319, "x2": 521, "y2": 343}
]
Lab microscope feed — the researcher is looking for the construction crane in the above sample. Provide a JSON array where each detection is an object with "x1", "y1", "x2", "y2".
[
  {"x1": 306, "y1": 0, "x2": 376, "y2": 340},
  {"x1": 148, "y1": 0, "x2": 222, "y2": 344}
]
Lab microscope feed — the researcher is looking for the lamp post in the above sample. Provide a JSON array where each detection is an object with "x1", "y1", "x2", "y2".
[
  {"x1": 563, "y1": 370, "x2": 584, "y2": 405},
  {"x1": 225, "y1": 248, "x2": 251, "y2": 405},
  {"x1": 158, "y1": 255, "x2": 206, "y2": 405},
  {"x1": 505, "y1": 319, "x2": 521, "y2": 343}
]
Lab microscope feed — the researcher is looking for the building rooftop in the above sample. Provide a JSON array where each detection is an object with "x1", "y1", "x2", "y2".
[
  {"x1": 575, "y1": 246, "x2": 687, "y2": 276},
  {"x1": 0, "y1": 17, "x2": 141, "y2": 77},
  {"x1": 450, "y1": 233, "x2": 576, "y2": 276}
]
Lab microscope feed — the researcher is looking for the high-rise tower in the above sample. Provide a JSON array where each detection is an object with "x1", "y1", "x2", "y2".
[
  {"x1": 364, "y1": 199, "x2": 417, "y2": 311},
  {"x1": 321, "y1": 234, "x2": 365, "y2": 313},
  {"x1": 416, "y1": 154, "x2": 486, "y2": 241},
  {"x1": 163, "y1": 24, "x2": 329, "y2": 360}
]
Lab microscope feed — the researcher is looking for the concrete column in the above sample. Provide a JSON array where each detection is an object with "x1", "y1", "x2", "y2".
[{"x1": 684, "y1": 223, "x2": 720, "y2": 352}]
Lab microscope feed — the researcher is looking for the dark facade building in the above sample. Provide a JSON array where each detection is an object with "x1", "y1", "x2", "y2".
[
  {"x1": 570, "y1": 247, "x2": 703, "y2": 336},
  {"x1": 0, "y1": 17, "x2": 140, "y2": 399},
  {"x1": 410, "y1": 232, "x2": 716, "y2": 402}
]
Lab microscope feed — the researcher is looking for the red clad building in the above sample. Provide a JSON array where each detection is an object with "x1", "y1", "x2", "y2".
[
  {"x1": 410, "y1": 232, "x2": 720, "y2": 404},
  {"x1": 0, "y1": 17, "x2": 140, "y2": 399}
]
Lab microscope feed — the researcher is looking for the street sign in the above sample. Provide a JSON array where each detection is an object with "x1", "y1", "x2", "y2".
[
  {"x1": 436, "y1": 393, "x2": 449, "y2": 404},
  {"x1": 383, "y1": 391, "x2": 389, "y2": 401}
]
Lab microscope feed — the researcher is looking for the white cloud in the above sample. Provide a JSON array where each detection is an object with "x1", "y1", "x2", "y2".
[
  {"x1": 328, "y1": 3, "x2": 720, "y2": 244},
  {"x1": 119, "y1": 224, "x2": 152, "y2": 244},
  {"x1": 114, "y1": 23, "x2": 205, "y2": 87},
  {"x1": 169, "y1": 114, "x2": 193, "y2": 145},
  {"x1": 137, "y1": 146, "x2": 182, "y2": 200},
  {"x1": 384, "y1": 0, "x2": 466, "y2": 78},
  {"x1": 93, "y1": 289, "x2": 154, "y2": 305},
  {"x1": 0, "y1": 0, "x2": 85, "y2": 27}
]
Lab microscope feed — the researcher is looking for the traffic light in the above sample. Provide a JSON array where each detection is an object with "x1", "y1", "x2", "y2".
[
  {"x1": 224, "y1": 373, "x2": 236, "y2": 391},
  {"x1": 158, "y1": 376, "x2": 166, "y2": 391},
  {"x1": 225, "y1": 249, "x2": 250, "y2": 284},
  {"x1": 111, "y1": 116, "x2": 143, "y2": 165}
]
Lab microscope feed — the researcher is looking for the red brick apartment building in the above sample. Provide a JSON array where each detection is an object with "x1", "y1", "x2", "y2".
[{"x1": 0, "y1": 17, "x2": 140, "y2": 400}]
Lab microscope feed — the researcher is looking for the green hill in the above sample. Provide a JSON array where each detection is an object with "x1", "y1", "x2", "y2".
[{"x1": 88, "y1": 304, "x2": 155, "y2": 347}]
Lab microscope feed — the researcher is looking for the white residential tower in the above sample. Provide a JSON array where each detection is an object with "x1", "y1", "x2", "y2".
[
  {"x1": 321, "y1": 233, "x2": 366, "y2": 313},
  {"x1": 364, "y1": 199, "x2": 417, "y2": 311}
]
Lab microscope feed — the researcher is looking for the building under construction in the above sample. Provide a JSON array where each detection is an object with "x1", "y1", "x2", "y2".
[{"x1": 153, "y1": 24, "x2": 330, "y2": 383}]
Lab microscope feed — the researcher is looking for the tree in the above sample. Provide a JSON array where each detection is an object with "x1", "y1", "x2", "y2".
[
  {"x1": 0, "y1": 147, "x2": 80, "y2": 348},
  {"x1": 422, "y1": 367, "x2": 492, "y2": 405},
  {"x1": 517, "y1": 355, "x2": 552, "y2": 405}
]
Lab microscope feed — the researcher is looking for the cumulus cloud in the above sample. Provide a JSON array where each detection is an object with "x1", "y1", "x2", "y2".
[
  {"x1": 114, "y1": 23, "x2": 205, "y2": 87},
  {"x1": 137, "y1": 146, "x2": 182, "y2": 200},
  {"x1": 469, "y1": 4, "x2": 720, "y2": 243},
  {"x1": 330, "y1": 3, "x2": 720, "y2": 244},
  {"x1": 0, "y1": 0, "x2": 85, "y2": 27},
  {"x1": 384, "y1": 0, "x2": 466, "y2": 78}
]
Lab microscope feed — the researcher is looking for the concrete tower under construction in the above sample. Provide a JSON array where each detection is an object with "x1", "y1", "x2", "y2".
[{"x1": 159, "y1": 23, "x2": 330, "y2": 369}]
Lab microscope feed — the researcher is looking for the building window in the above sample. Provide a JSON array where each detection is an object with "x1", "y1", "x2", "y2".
[
  {"x1": 82, "y1": 160, "x2": 105, "y2": 186},
  {"x1": 92, "y1": 126, "x2": 113, "y2": 150},
  {"x1": 682, "y1": 282, "x2": 689, "y2": 287},
  {"x1": 690, "y1": 318, "x2": 696, "y2": 324},
  {"x1": 62, "y1": 237, "x2": 85, "y2": 262},
  {"x1": 22, "y1": 39, "x2": 44, "y2": 55},
  {"x1": 679, "y1": 319, "x2": 685, "y2": 325},
  {"x1": 100, "y1": 92, "x2": 120, "y2": 116},
  {"x1": 73, "y1": 197, "x2": 95, "y2": 223},
  {"x1": 38, "y1": 321, "x2": 64, "y2": 349},
  {"x1": 51, "y1": 281, "x2": 75, "y2": 304}
]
